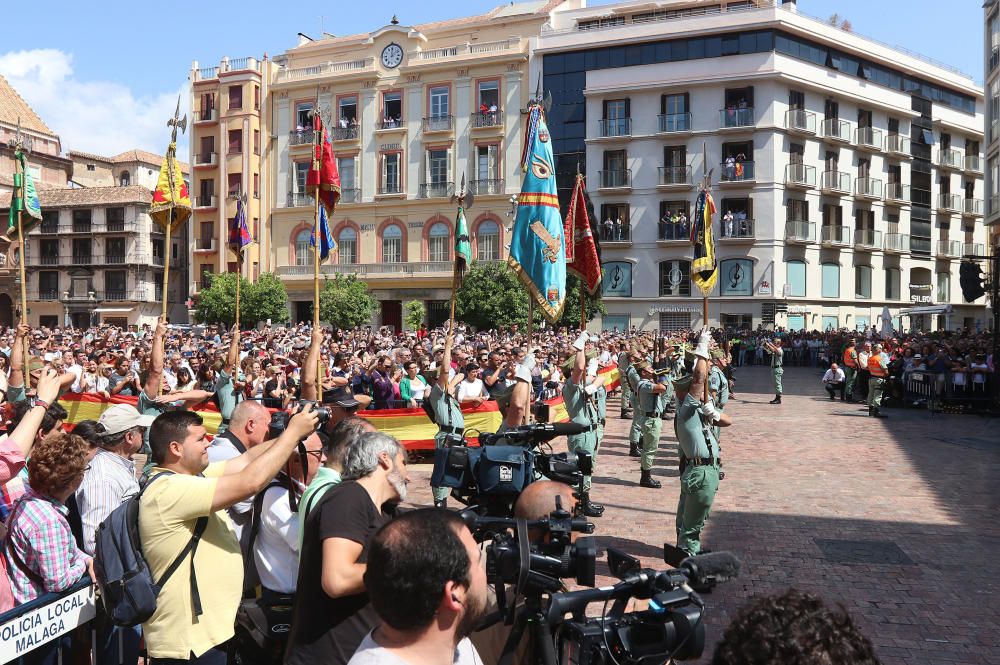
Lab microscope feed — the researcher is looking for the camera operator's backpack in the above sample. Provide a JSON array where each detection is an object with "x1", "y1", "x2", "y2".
[{"x1": 93, "y1": 472, "x2": 208, "y2": 627}]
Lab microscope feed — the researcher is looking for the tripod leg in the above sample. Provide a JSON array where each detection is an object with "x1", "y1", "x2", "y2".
[
  {"x1": 533, "y1": 616, "x2": 559, "y2": 665},
  {"x1": 497, "y1": 612, "x2": 528, "y2": 665}
]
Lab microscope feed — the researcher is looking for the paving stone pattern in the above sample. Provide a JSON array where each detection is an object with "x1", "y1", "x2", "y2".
[{"x1": 405, "y1": 366, "x2": 1000, "y2": 664}]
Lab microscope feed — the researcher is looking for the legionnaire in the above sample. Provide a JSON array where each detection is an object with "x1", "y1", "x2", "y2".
[
  {"x1": 617, "y1": 343, "x2": 634, "y2": 419},
  {"x1": 842, "y1": 338, "x2": 859, "y2": 402},
  {"x1": 625, "y1": 351, "x2": 643, "y2": 458},
  {"x1": 867, "y1": 343, "x2": 888, "y2": 418},
  {"x1": 670, "y1": 328, "x2": 732, "y2": 557},
  {"x1": 762, "y1": 337, "x2": 784, "y2": 405},
  {"x1": 707, "y1": 349, "x2": 730, "y2": 443},
  {"x1": 634, "y1": 360, "x2": 668, "y2": 488},
  {"x1": 562, "y1": 332, "x2": 606, "y2": 517},
  {"x1": 426, "y1": 334, "x2": 466, "y2": 508}
]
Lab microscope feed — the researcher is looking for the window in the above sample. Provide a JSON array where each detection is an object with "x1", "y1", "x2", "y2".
[
  {"x1": 39, "y1": 271, "x2": 58, "y2": 297},
  {"x1": 296, "y1": 103, "x2": 313, "y2": 130},
  {"x1": 855, "y1": 265, "x2": 872, "y2": 299},
  {"x1": 476, "y1": 145, "x2": 499, "y2": 183},
  {"x1": 338, "y1": 157, "x2": 356, "y2": 190},
  {"x1": 429, "y1": 86, "x2": 449, "y2": 118},
  {"x1": 426, "y1": 149, "x2": 450, "y2": 186},
  {"x1": 253, "y1": 173, "x2": 259, "y2": 198},
  {"x1": 105, "y1": 271, "x2": 126, "y2": 298},
  {"x1": 886, "y1": 268, "x2": 900, "y2": 300},
  {"x1": 338, "y1": 227, "x2": 357, "y2": 264},
  {"x1": 382, "y1": 224, "x2": 403, "y2": 263},
  {"x1": 228, "y1": 174, "x2": 242, "y2": 197},
  {"x1": 428, "y1": 222, "x2": 450, "y2": 262},
  {"x1": 787, "y1": 198, "x2": 809, "y2": 221},
  {"x1": 602, "y1": 262, "x2": 632, "y2": 297},
  {"x1": 119, "y1": 170, "x2": 130, "y2": 187},
  {"x1": 659, "y1": 260, "x2": 691, "y2": 297},
  {"x1": 253, "y1": 85, "x2": 260, "y2": 110},
  {"x1": 936, "y1": 271, "x2": 950, "y2": 302},
  {"x1": 719, "y1": 259, "x2": 752, "y2": 296},
  {"x1": 821, "y1": 263, "x2": 840, "y2": 298},
  {"x1": 381, "y1": 153, "x2": 401, "y2": 193},
  {"x1": 786, "y1": 260, "x2": 805, "y2": 297},
  {"x1": 253, "y1": 129, "x2": 260, "y2": 155},
  {"x1": 602, "y1": 315, "x2": 630, "y2": 333},
  {"x1": 86, "y1": 164, "x2": 96, "y2": 172},
  {"x1": 855, "y1": 316, "x2": 870, "y2": 332},
  {"x1": 229, "y1": 84, "x2": 243, "y2": 110},
  {"x1": 477, "y1": 220, "x2": 499, "y2": 261},
  {"x1": 106, "y1": 207, "x2": 124, "y2": 230},
  {"x1": 603, "y1": 99, "x2": 629, "y2": 136},
  {"x1": 822, "y1": 316, "x2": 838, "y2": 331},
  {"x1": 295, "y1": 230, "x2": 311, "y2": 266},
  {"x1": 339, "y1": 96, "x2": 358, "y2": 123},
  {"x1": 106, "y1": 238, "x2": 125, "y2": 263},
  {"x1": 228, "y1": 129, "x2": 242, "y2": 154},
  {"x1": 39, "y1": 239, "x2": 58, "y2": 264},
  {"x1": 383, "y1": 92, "x2": 402, "y2": 125},
  {"x1": 477, "y1": 80, "x2": 499, "y2": 109},
  {"x1": 788, "y1": 89, "x2": 805, "y2": 110},
  {"x1": 659, "y1": 312, "x2": 691, "y2": 332},
  {"x1": 294, "y1": 162, "x2": 309, "y2": 193}
]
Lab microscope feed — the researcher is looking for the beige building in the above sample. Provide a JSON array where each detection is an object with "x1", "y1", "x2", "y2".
[
  {"x1": 264, "y1": 1, "x2": 577, "y2": 329},
  {"x1": 188, "y1": 56, "x2": 273, "y2": 296}
]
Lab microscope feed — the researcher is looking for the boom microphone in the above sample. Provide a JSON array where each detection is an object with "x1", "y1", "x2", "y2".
[{"x1": 679, "y1": 551, "x2": 742, "y2": 587}]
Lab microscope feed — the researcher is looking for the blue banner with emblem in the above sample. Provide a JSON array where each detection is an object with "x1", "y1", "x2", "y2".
[{"x1": 507, "y1": 104, "x2": 566, "y2": 323}]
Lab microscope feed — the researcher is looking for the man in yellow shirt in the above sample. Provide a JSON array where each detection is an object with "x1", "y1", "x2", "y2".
[{"x1": 140, "y1": 405, "x2": 319, "y2": 663}]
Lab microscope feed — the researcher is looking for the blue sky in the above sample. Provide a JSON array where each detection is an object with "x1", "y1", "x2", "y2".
[{"x1": 0, "y1": 0, "x2": 984, "y2": 155}]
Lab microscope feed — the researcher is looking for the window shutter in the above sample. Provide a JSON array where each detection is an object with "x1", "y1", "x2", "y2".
[
  {"x1": 746, "y1": 197, "x2": 754, "y2": 219},
  {"x1": 381, "y1": 155, "x2": 388, "y2": 190},
  {"x1": 624, "y1": 98, "x2": 631, "y2": 118},
  {"x1": 602, "y1": 99, "x2": 609, "y2": 119},
  {"x1": 447, "y1": 148, "x2": 454, "y2": 187},
  {"x1": 488, "y1": 145, "x2": 498, "y2": 179},
  {"x1": 660, "y1": 95, "x2": 666, "y2": 115},
  {"x1": 745, "y1": 86, "x2": 754, "y2": 107},
  {"x1": 682, "y1": 92, "x2": 690, "y2": 114}
]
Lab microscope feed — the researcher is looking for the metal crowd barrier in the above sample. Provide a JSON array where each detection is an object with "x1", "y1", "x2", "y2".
[
  {"x1": 903, "y1": 370, "x2": 994, "y2": 414},
  {"x1": 0, "y1": 578, "x2": 96, "y2": 664}
]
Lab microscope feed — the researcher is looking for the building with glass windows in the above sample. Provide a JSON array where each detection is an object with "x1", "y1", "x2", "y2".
[{"x1": 536, "y1": 0, "x2": 988, "y2": 333}]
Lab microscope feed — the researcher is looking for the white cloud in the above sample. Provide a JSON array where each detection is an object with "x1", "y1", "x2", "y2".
[{"x1": 0, "y1": 49, "x2": 188, "y2": 157}]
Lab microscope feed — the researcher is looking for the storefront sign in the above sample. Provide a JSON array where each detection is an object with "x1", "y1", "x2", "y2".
[
  {"x1": 756, "y1": 262, "x2": 773, "y2": 296},
  {"x1": 0, "y1": 585, "x2": 96, "y2": 661},
  {"x1": 910, "y1": 295, "x2": 933, "y2": 303},
  {"x1": 648, "y1": 304, "x2": 700, "y2": 315}
]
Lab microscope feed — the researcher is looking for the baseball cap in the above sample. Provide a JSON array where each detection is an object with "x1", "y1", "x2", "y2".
[
  {"x1": 322, "y1": 386, "x2": 360, "y2": 409},
  {"x1": 98, "y1": 403, "x2": 155, "y2": 435}
]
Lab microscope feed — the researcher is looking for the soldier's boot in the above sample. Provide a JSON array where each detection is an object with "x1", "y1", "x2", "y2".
[
  {"x1": 869, "y1": 407, "x2": 887, "y2": 419},
  {"x1": 769, "y1": 394, "x2": 781, "y2": 404},
  {"x1": 629, "y1": 441, "x2": 641, "y2": 457},
  {"x1": 639, "y1": 469, "x2": 662, "y2": 489},
  {"x1": 580, "y1": 492, "x2": 605, "y2": 517},
  {"x1": 434, "y1": 498, "x2": 448, "y2": 509}
]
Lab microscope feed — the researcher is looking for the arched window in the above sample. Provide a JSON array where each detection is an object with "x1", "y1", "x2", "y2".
[
  {"x1": 338, "y1": 227, "x2": 357, "y2": 264},
  {"x1": 427, "y1": 222, "x2": 450, "y2": 262},
  {"x1": 295, "y1": 229, "x2": 311, "y2": 266},
  {"x1": 382, "y1": 224, "x2": 403, "y2": 263},
  {"x1": 119, "y1": 171, "x2": 130, "y2": 187},
  {"x1": 658, "y1": 260, "x2": 691, "y2": 297},
  {"x1": 477, "y1": 220, "x2": 499, "y2": 261}
]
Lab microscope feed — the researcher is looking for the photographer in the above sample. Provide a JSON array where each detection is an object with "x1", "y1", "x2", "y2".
[{"x1": 349, "y1": 509, "x2": 487, "y2": 665}]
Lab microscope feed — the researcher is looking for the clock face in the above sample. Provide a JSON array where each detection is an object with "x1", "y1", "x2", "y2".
[{"x1": 381, "y1": 43, "x2": 403, "y2": 69}]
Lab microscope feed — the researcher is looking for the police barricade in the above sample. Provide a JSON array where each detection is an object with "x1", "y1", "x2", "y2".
[
  {"x1": 0, "y1": 578, "x2": 97, "y2": 664},
  {"x1": 903, "y1": 371, "x2": 940, "y2": 410},
  {"x1": 934, "y1": 370, "x2": 994, "y2": 413}
]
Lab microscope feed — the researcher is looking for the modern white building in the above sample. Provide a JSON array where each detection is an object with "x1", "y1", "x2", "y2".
[
  {"x1": 985, "y1": 1, "x2": 1000, "y2": 255},
  {"x1": 536, "y1": 0, "x2": 988, "y2": 333}
]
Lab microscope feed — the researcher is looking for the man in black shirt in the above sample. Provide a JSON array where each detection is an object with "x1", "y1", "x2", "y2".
[{"x1": 284, "y1": 431, "x2": 410, "y2": 665}]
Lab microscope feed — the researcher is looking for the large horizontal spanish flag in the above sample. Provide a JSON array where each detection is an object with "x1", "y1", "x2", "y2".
[{"x1": 542, "y1": 364, "x2": 620, "y2": 424}]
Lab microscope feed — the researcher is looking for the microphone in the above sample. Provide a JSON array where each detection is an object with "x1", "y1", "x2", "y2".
[{"x1": 679, "y1": 551, "x2": 742, "y2": 587}]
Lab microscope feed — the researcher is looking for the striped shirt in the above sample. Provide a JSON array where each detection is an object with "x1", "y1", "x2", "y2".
[
  {"x1": 4, "y1": 489, "x2": 90, "y2": 605},
  {"x1": 75, "y1": 450, "x2": 139, "y2": 555}
]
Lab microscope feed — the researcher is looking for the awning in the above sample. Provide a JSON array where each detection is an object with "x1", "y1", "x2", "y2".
[
  {"x1": 92, "y1": 308, "x2": 134, "y2": 314},
  {"x1": 900, "y1": 304, "x2": 952, "y2": 316}
]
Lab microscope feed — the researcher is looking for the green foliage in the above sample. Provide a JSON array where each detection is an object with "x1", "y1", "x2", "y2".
[
  {"x1": 318, "y1": 274, "x2": 378, "y2": 329},
  {"x1": 195, "y1": 272, "x2": 290, "y2": 328},
  {"x1": 455, "y1": 261, "x2": 606, "y2": 330},
  {"x1": 403, "y1": 300, "x2": 426, "y2": 331}
]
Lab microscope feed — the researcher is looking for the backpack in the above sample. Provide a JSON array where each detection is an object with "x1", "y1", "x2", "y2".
[{"x1": 93, "y1": 472, "x2": 209, "y2": 627}]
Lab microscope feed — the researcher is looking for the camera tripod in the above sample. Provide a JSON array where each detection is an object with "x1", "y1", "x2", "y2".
[{"x1": 498, "y1": 592, "x2": 558, "y2": 665}]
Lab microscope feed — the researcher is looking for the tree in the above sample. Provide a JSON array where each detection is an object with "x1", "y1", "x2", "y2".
[
  {"x1": 403, "y1": 300, "x2": 426, "y2": 331},
  {"x1": 455, "y1": 260, "x2": 605, "y2": 330},
  {"x1": 318, "y1": 274, "x2": 377, "y2": 329},
  {"x1": 194, "y1": 272, "x2": 290, "y2": 328}
]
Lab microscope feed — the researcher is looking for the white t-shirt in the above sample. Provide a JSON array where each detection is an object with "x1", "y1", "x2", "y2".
[
  {"x1": 457, "y1": 378, "x2": 486, "y2": 402},
  {"x1": 253, "y1": 484, "x2": 300, "y2": 594},
  {"x1": 348, "y1": 632, "x2": 483, "y2": 665}
]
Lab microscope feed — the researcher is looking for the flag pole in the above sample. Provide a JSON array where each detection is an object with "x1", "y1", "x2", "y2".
[
  {"x1": 10, "y1": 123, "x2": 30, "y2": 379},
  {"x1": 312, "y1": 132, "x2": 322, "y2": 402},
  {"x1": 701, "y1": 141, "x2": 711, "y2": 402}
]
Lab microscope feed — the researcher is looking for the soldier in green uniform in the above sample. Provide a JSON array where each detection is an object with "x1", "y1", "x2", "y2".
[
  {"x1": 762, "y1": 337, "x2": 784, "y2": 405},
  {"x1": 427, "y1": 334, "x2": 466, "y2": 508},
  {"x1": 6, "y1": 320, "x2": 75, "y2": 404},
  {"x1": 634, "y1": 360, "x2": 668, "y2": 488},
  {"x1": 625, "y1": 354, "x2": 643, "y2": 457},
  {"x1": 213, "y1": 325, "x2": 244, "y2": 435},
  {"x1": 707, "y1": 349, "x2": 730, "y2": 444},
  {"x1": 562, "y1": 333, "x2": 605, "y2": 516},
  {"x1": 617, "y1": 343, "x2": 634, "y2": 419}
]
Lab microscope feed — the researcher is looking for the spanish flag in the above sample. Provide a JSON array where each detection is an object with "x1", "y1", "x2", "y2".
[
  {"x1": 691, "y1": 189, "x2": 718, "y2": 295},
  {"x1": 149, "y1": 142, "x2": 191, "y2": 233}
]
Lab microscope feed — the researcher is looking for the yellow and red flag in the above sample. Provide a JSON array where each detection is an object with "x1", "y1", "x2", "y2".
[
  {"x1": 149, "y1": 142, "x2": 191, "y2": 233},
  {"x1": 564, "y1": 174, "x2": 602, "y2": 295}
]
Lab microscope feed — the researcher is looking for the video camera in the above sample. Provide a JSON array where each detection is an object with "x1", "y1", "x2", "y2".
[{"x1": 431, "y1": 422, "x2": 594, "y2": 518}]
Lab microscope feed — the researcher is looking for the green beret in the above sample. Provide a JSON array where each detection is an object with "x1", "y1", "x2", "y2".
[
  {"x1": 710, "y1": 348, "x2": 725, "y2": 360},
  {"x1": 672, "y1": 374, "x2": 694, "y2": 392}
]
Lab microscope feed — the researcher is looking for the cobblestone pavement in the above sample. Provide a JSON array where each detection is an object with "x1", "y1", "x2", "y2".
[{"x1": 406, "y1": 366, "x2": 1000, "y2": 664}]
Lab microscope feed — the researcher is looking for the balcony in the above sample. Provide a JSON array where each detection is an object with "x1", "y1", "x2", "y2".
[
  {"x1": 72, "y1": 221, "x2": 92, "y2": 234},
  {"x1": 884, "y1": 233, "x2": 910, "y2": 254},
  {"x1": 471, "y1": 110, "x2": 503, "y2": 129},
  {"x1": 937, "y1": 148, "x2": 963, "y2": 170},
  {"x1": 719, "y1": 107, "x2": 754, "y2": 129},
  {"x1": 657, "y1": 222, "x2": 688, "y2": 242},
  {"x1": 469, "y1": 179, "x2": 505, "y2": 195},
  {"x1": 422, "y1": 115, "x2": 454, "y2": 132},
  {"x1": 194, "y1": 108, "x2": 217, "y2": 123},
  {"x1": 886, "y1": 134, "x2": 911, "y2": 157},
  {"x1": 105, "y1": 254, "x2": 126, "y2": 265},
  {"x1": 339, "y1": 188, "x2": 361, "y2": 204},
  {"x1": 784, "y1": 109, "x2": 816, "y2": 134},
  {"x1": 657, "y1": 165, "x2": 693, "y2": 188},
  {"x1": 276, "y1": 260, "x2": 503, "y2": 278},
  {"x1": 884, "y1": 183, "x2": 910, "y2": 206},
  {"x1": 936, "y1": 193, "x2": 961, "y2": 213},
  {"x1": 853, "y1": 229, "x2": 881, "y2": 251},
  {"x1": 418, "y1": 182, "x2": 454, "y2": 199},
  {"x1": 275, "y1": 57, "x2": 375, "y2": 82},
  {"x1": 991, "y1": 194, "x2": 1000, "y2": 217},
  {"x1": 785, "y1": 221, "x2": 815, "y2": 243},
  {"x1": 289, "y1": 129, "x2": 315, "y2": 146},
  {"x1": 962, "y1": 199, "x2": 983, "y2": 217},
  {"x1": 33, "y1": 290, "x2": 59, "y2": 301},
  {"x1": 194, "y1": 152, "x2": 217, "y2": 167},
  {"x1": 854, "y1": 176, "x2": 882, "y2": 200},
  {"x1": 600, "y1": 224, "x2": 631, "y2": 244},
  {"x1": 39, "y1": 255, "x2": 59, "y2": 266},
  {"x1": 150, "y1": 255, "x2": 181, "y2": 268},
  {"x1": 854, "y1": 127, "x2": 883, "y2": 151},
  {"x1": 195, "y1": 238, "x2": 216, "y2": 252},
  {"x1": 598, "y1": 118, "x2": 631, "y2": 138},
  {"x1": 964, "y1": 154, "x2": 982, "y2": 173},
  {"x1": 937, "y1": 240, "x2": 960, "y2": 258},
  {"x1": 962, "y1": 243, "x2": 985, "y2": 257},
  {"x1": 784, "y1": 163, "x2": 815, "y2": 188},
  {"x1": 719, "y1": 218, "x2": 755, "y2": 241},
  {"x1": 331, "y1": 125, "x2": 360, "y2": 142},
  {"x1": 820, "y1": 225, "x2": 850, "y2": 246},
  {"x1": 822, "y1": 118, "x2": 851, "y2": 143},
  {"x1": 70, "y1": 254, "x2": 93, "y2": 266},
  {"x1": 377, "y1": 182, "x2": 403, "y2": 196},
  {"x1": 103, "y1": 219, "x2": 136, "y2": 233},
  {"x1": 195, "y1": 195, "x2": 217, "y2": 209},
  {"x1": 39, "y1": 222, "x2": 59, "y2": 234},
  {"x1": 658, "y1": 113, "x2": 692, "y2": 134},
  {"x1": 820, "y1": 170, "x2": 850, "y2": 194},
  {"x1": 719, "y1": 160, "x2": 754, "y2": 184},
  {"x1": 598, "y1": 170, "x2": 631, "y2": 190},
  {"x1": 378, "y1": 118, "x2": 405, "y2": 130},
  {"x1": 285, "y1": 192, "x2": 312, "y2": 208}
]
